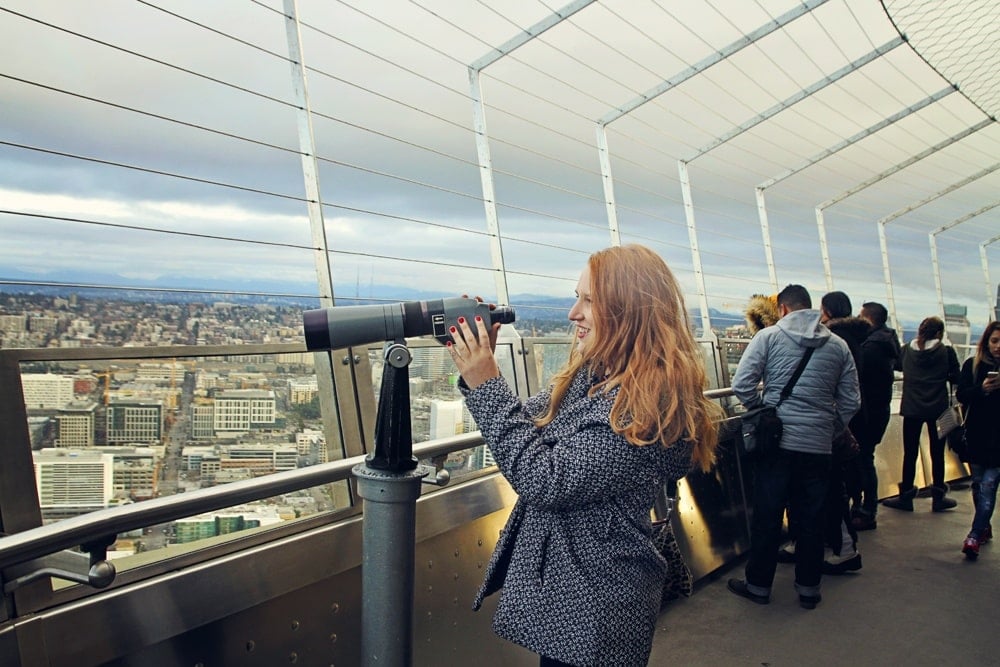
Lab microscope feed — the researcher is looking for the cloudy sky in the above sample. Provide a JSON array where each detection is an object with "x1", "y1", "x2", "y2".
[{"x1": 1, "y1": 0, "x2": 998, "y2": 332}]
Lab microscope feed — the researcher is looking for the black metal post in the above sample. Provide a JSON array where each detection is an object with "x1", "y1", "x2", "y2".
[{"x1": 353, "y1": 341, "x2": 430, "y2": 666}]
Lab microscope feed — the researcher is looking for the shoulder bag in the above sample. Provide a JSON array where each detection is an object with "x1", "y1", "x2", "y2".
[
  {"x1": 739, "y1": 347, "x2": 815, "y2": 459},
  {"x1": 652, "y1": 487, "x2": 692, "y2": 607},
  {"x1": 938, "y1": 389, "x2": 968, "y2": 460}
]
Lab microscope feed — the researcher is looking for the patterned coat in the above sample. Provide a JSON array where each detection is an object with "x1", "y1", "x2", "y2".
[{"x1": 461, "y1": 369, "x2": 693, "y2": 667}]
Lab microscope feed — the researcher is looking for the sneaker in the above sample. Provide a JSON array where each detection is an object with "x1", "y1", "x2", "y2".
[
  {"x1": 963, "y1": 535, "x2": 980, "y2": 561},
  {"x1": 799, "y1": 593, "x2": 822, "y2": 610},
  {"x1": 727, "y1": 578, "x2": 770, "y2": 605},
  {"x1": 823, "y1": 549, "x2": 862, "y2": 574}
]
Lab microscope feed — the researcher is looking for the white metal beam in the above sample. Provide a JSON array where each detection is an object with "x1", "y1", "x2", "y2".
[
  {"x1": 599, "y1": 0, "x2": 830, "y2": 125},
  {"x1": 690, "y1": 38, "x2": 905, "y2": 160},
  {"x1": 879, "y1": 165, "x2": 1000, "y2": 330}
]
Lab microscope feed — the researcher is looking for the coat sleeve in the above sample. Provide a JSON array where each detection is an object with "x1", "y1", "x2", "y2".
[
  {"x1": 462, "y1": 377, "x2": 692, "y2": 511},
  {"x1": 834, "y1": 342, "x2": 861, "y2": 425},
  {"x1": 732, "y1": 333, "x2": 767, "y2": 408}
]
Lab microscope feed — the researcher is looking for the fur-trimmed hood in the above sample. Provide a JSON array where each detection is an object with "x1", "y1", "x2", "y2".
[{"x1": 745, "y1": 294, "x2": 779, "y2": 334}]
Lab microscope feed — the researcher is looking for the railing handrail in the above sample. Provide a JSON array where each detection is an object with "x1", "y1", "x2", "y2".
[{"x1": 0, "y1": 432, "x2": 484, "y2": 571}]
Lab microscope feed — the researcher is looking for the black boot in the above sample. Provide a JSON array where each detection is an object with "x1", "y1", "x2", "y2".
[
  {"x1": 882, "y1": 484, "x2": 916, "y2": 511},
  {"x1": 931, "y1": 484, "x2": 957, "y2": 512}
]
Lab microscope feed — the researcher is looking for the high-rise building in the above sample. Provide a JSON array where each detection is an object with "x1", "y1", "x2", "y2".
[
  {"x1": 22, "y1": 373, "x2": 75, "y2": 410},
  {"x1": 429, "y1": 399, "x2": 464, "y2": 439},
  {"x1": 223, "y1": 444, "x2": 298, "y2": 472},
  {"x1": 288, "y1": 378, "x2": 319, "y2": 405},
  {"x1": 55, "y1": 401, "x2": 97, "y2": 447},
  {"x1": 213, "y1": 389, "x2": 276, "y2": 435},
  {"x1": 106, "y1": 399, "x2": 164, "y2": 444},
  {"x1": 110, "y1": 447, "x2": 158, "y2": 500},
  {"x1": 190, "y1": 401, "x2": 215, "y2": 440},
  {"x1": 34, "y1": 449, "x2": 114, "y2": 521},
  {"x1": 0, "y1": 313, "x2": 27, "y2": 334}
]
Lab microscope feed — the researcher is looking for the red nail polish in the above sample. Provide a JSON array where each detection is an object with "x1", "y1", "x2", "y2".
[
  {"x1": 446, "y1": 341, "x2": 452, "y2": 347},
  {"x1": 458, "y1": 317, "x2": 465, "y2": 324},
  {"x1": 475, "y1": 315, "x2": 482, "y2": 322},
  {"x1": 449, "y1": 326, "x2": 456, "y2": 333}
]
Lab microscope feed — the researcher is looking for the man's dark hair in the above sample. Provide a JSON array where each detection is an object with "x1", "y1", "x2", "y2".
[
  {"x1": 777, "y1": 284, "x2": 811, "y2": 311},
  {"x1": 861, "y1": 301, "x2": 888, "y2": 328},
  {"x1": 821, "y1": 291, "x2": 852, "y2": 319}
]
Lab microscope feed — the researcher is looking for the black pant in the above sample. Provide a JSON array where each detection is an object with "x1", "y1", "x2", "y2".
[
  {"x1": 747, "y1": 449, "x2": 831, "y2": 592},
  {"x1": 824, "y1": 457, "x2": 858, "y2": 555},
  {"x1": 901, "y1": 416, "x2": 946, "y2": 488},
  {"x1": 848, "y1": 406, "x2": 891, "y2": 515}
]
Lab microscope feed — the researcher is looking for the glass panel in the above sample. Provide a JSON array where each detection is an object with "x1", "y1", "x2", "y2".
[
  {"x1": 529, "y1": 339, "x2": 573, "y2": 390},
  {"x1": 20, "y1": 352, "x2": 349, "y2": 564}
]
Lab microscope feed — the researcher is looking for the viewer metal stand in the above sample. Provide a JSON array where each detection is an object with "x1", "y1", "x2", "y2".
[{"x1": 352, "y1": 340, "x2": 434, "y2": 666}]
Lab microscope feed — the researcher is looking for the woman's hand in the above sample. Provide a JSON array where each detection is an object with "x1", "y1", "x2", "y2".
[
  {"x1": 983, "y1": 372, "x2": 1000, "y2": 394},
  {"x1": 448, "y1": 314, "x2": 502, "y2": 389}
]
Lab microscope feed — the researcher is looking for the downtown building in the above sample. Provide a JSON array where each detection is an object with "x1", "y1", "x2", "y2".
[
  {"x1": 106, "y1": 398, "x2": 164, "y2": 445},
  {"x1": 33, "y1": 449, "x2": 115, "y2": 521}
]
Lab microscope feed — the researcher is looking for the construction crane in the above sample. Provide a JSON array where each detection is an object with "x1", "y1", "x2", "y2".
[{"x1": 94, "y1": 370, "x2": 112, "y2": 406}]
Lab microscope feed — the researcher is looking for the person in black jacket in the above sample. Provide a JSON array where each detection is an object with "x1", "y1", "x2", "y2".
[
  {"x1": 848, "y1": 302, "x2": 901, "y2": 529},
  {"x1": 818, "y1": 291, "x2": 870, "y2": 573},
  {"x1": 883, "y1": 316, "x2": 961, "y2": 512},
  {"x1": 956, "y1": 321, "x2": 1000, "y2": 560}
]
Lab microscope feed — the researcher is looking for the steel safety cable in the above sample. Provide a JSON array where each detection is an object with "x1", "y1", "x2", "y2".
[{"x1": 0, "y1": 6, "x2": 297, "y2": 110}]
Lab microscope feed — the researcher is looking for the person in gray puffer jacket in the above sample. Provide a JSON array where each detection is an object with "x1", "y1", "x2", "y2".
[{"x1": 728, "y1": 284, "x2": 859, "y2": 611}]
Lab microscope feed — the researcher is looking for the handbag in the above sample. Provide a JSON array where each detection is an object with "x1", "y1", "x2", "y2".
[
  {"x1": 946, "y1": 421, "x2": 968, "y2": 461},
  {"x1": 936, "y1": 404, "x2": 961, "y2": 440},
  {"x1": 652, "y1": 494, "x2": 692, "y2": 606},
  {"x1": 943, "y1": 400, "x2": 969, "y2": 460},
  {"x1": 739, "y1": 347, "x2": 815, "y2": 458}
]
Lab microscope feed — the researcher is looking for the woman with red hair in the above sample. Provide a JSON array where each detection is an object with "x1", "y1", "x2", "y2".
[{"x1": 447, "y1": 244, "x2": 720, "y2": 667}]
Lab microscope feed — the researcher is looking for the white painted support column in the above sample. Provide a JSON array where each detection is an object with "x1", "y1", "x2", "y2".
[
  {"x1": 468, "y1": 68, "x2": 510, "y2": 306},
  {"x1": 754, "y1": 187, "x2": 779, "y2": 292},
  {"x1": 815, "y1": 207, "x2": 833, "y2": 292},
  {"x1": 982, "y1": 233, "x2": 1000, "y2": 321},
  {"x1": 928, "y1": 233, "x2": 945, "y2": 321},
  {"x1": 596, "y1": 124, "x2": 621, "y2": 246},
  {"x1": 678, "y1": 160, "x2": 712, "y2": 334},
  {"x1": 877, "y1": 221, "x2": 900, "y2": 333},
  {"x1": 283, "y1": 0, "x2": 348, "y2": 502},
  {"x1": 283, "y1": 0, "x2": 334, "y2": 307}
]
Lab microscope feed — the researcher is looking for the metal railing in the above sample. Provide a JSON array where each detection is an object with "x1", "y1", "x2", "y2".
[{"x1": 0, "y1": 430, "x2": 482, "y2": 572}]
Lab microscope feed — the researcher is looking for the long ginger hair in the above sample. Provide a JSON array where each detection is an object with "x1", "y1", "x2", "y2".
[{"x1": 535, "y1": 245, "x2": 720, "y2": 471}]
